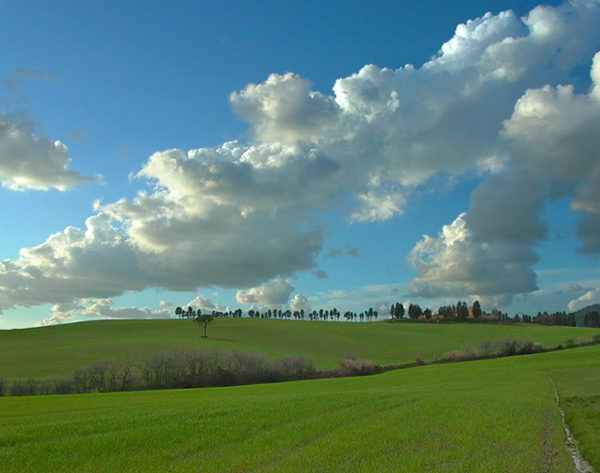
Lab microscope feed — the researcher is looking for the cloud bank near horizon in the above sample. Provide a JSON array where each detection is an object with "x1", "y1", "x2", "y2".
[{"x1": 2, "y1": 0, "x2": 600, "y2": 325}]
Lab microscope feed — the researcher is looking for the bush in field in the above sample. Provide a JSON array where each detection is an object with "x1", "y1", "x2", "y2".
[
  {"x1": 440, "y1": 338, "x2": 547, "y2": 364},
  {"x1": 338, "y1": 355, "x2": 383, "y2": 376},
  {"x1": 10, "y1": 379, "x2": 40, "y2": 396},
  {"x1": 478, "y1": 339, "x2": 495, "y2": 357},
  {"x1": 493, "y1": 338, "x2": 543, "y2": 356},
  {"x1": 516, "y1": 340, "x2": 543, "y2": 355},
  {"x1": 54, "y1": 378, "x2": 74, "y2": 395},
  {"x1": 495, "y1": 338, "x2": 518, "y2": 356},
  {"x1": 576, "y1": 335, "x2": 600, "y2": 346},
  {"x1": 0, "y1": 376, "x2": 5, "y2": 397},
  {"x1": 271, "y1": 356, "x2": 316, "y2": 381},
  {"x1": 141, "y1": 350, "x2": 316, "y2": 389},
  {"x1": 440, "y1": 347, "x2": 479, "y2": 363}
]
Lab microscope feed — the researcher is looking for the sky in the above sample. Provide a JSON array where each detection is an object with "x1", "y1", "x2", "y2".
[{"x1": 1, "y1": 0, "x2": 600, "y2": 329}]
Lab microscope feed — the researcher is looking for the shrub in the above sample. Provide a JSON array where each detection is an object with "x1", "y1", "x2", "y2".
[
  {"x1": 338, "y1": 356, "x2": 382, "y2": 376},
  {"x1": 495, "y1": 338, "x2": 518, "y2": 356},
  {"x1": 106, "y1": 359, "x2": 137, "y2": 391},
  {"x1": 142, "y1": 352, "x2": 188, "y2": 390},
  {"x1": 576, "y1": 337, "x2": 595, "y2": 347},
  {"x1": 70, "y1": 367, "x2": 94, "y2": 393},
  {"x1": 415, "y1": 357, "x2": 426, "y2": 366},
  {"x1": 272, "y1": 356, "x2": 316, "y2": 381},
  {"x1": 517, "y1": 340, "x2": 543, "y2": 355},
  {"x1": 440, "y1": 347, "x2": 479, "y2": 363},
  {"x1": 478, "y1": 339, "x2": 494, "y2": 358},
  {"x1": 10, "y1": 379, "x2": 40, "y2": 396},
  {"x1": 0, "y1": 376, "x2": 5, "y2": 397},
  {"x1": 54, "y1": 378, "x2": 74, "y2": 395}
]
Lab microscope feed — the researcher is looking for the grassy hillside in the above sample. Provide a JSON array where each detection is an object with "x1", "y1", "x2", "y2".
[
  {"x1": 2, "y1": 344, "x2": 599, "y2": 472},
  {"x1": 2, "y1": 318, "x2": 598, "y2": 381}
]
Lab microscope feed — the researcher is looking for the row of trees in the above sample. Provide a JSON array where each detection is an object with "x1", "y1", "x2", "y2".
[
  {"x1": 176, "y1": 306, "x2": 380, "y2": 322},
  {"x1": 175, "y1": 306, "x2": 242, "y2": 319},
  {"x1": 176, "y1": 302, "x2": 590, "y2": 328},
  {"x1": 247, "y1": 307, "x2": 381, "y2": 321}
]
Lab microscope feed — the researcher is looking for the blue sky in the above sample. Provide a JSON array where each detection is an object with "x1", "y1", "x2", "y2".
[{"x1": 2, "y1": 0, "x2": 600, "y2": 329}]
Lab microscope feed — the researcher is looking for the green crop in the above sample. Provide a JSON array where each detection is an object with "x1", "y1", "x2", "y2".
[
  {"x1": 3, "y1": 345, "x2": 599, "y2": 472},
  {"x1": 1, "y1": 318, "x2": 597, "y2": 380}
]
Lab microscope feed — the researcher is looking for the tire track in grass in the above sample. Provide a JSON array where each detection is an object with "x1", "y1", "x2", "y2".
[{"x1": 549, "y1": 376, "x2": 595, "y2": 473}]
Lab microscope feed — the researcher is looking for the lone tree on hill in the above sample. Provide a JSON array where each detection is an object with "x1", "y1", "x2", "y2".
[{"x1": 194, "y1": 313, "x2": 215, "y2": 338}]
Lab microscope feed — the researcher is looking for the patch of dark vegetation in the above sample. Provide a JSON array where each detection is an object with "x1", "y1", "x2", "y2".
[
  {"x1": 140, "y1": 351, "x2": 316, "y2": 390},
  {"x1": 321, "y1": 354, "x2": 384, "y2": 378},
  {"x1": 3, "y1": 350, "x2": 379, "y2": 396},
  {"x1": 434, "y1": 335, "x2": 600, "y2": 366},
  {"x1": 2, "y1": 334, "x2": 600, "y2": 397}
]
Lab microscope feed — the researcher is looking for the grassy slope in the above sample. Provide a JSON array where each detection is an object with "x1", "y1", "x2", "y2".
[
  {"x1": 1, "y1": 318, "x2": 598, "y2": 380},
  {"x1": 3, "y1": 345, "x2": 600, "y2": 473}
]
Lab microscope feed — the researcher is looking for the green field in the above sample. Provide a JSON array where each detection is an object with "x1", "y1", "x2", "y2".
[
  {"x1": 1, "y1": 318, "x2": 597, "y2": 380},
  {"x1": 2, "y1": 319, "x2": 599, "y2": 472},
  {"x1": 2, "y1": 344, "x2": 600, "y2": 472}
]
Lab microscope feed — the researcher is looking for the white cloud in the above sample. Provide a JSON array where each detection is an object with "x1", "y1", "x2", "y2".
[
  {"x1": 184, "y1": 294, "x2": 229, "y2": 314},
  {"x1": 408, "y1": 204, "x2": 540, "y2": 300},
  {"x1": 235, "y1": 277, "x2": 294, "y2": 306},
  {"x1": 502, "y1": 50, "x2": 600, "y2": 254},
  {"x1": 289, "y1": 294, "x2": 311, "y2": 314},
  {"x1": 80, "y1": 298, "x2": 171, "y2": 320},
  {"x1": 568, "y1": 288, "x2": 600, "y2": 312},
  {"x1": 0, "y1": 112, "x2": 99, "y2": 191},
  {"x1": 35, "y1": 298, "x2": 171, "y2": 326},
  {"x1": 3, "y1": 0, "x2": 600, "y2": 320},
  {"x1": 231, "y1": 73, "x2": 341, "y2": 143}
]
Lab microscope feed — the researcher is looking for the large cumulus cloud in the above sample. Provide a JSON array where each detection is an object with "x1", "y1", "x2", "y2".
[
  {"x1": 2, "y1": 0, "x2": 600, "y2": 320},
  {"x1": 405, "y1": 2, "x2": 600, "y2": 305}
]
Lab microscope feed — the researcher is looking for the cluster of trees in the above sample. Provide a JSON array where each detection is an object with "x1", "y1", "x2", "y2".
[
  {"x1": 513, "y1": 311, "x2": 576, "y2": 326},
  {"x1": 390, "y1": 300, "x2": 480, "y2": 322},
  {"x1": 584, "y1": 311, "x2": 599, "y2": 328},
  {"x1": 389, "y1": 302, "x2": 430, "y2": 320},
  {"x1": 388, "y1": 300, "x2": 581, "y2": 327}
]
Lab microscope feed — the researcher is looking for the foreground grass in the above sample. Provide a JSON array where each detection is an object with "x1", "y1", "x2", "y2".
[
  {"x1": 1, "y1": 318, "x2": 597, "y2": 381},
  {"x1": 3, "y1": 345, "x2": 599, "y2": 472}
]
